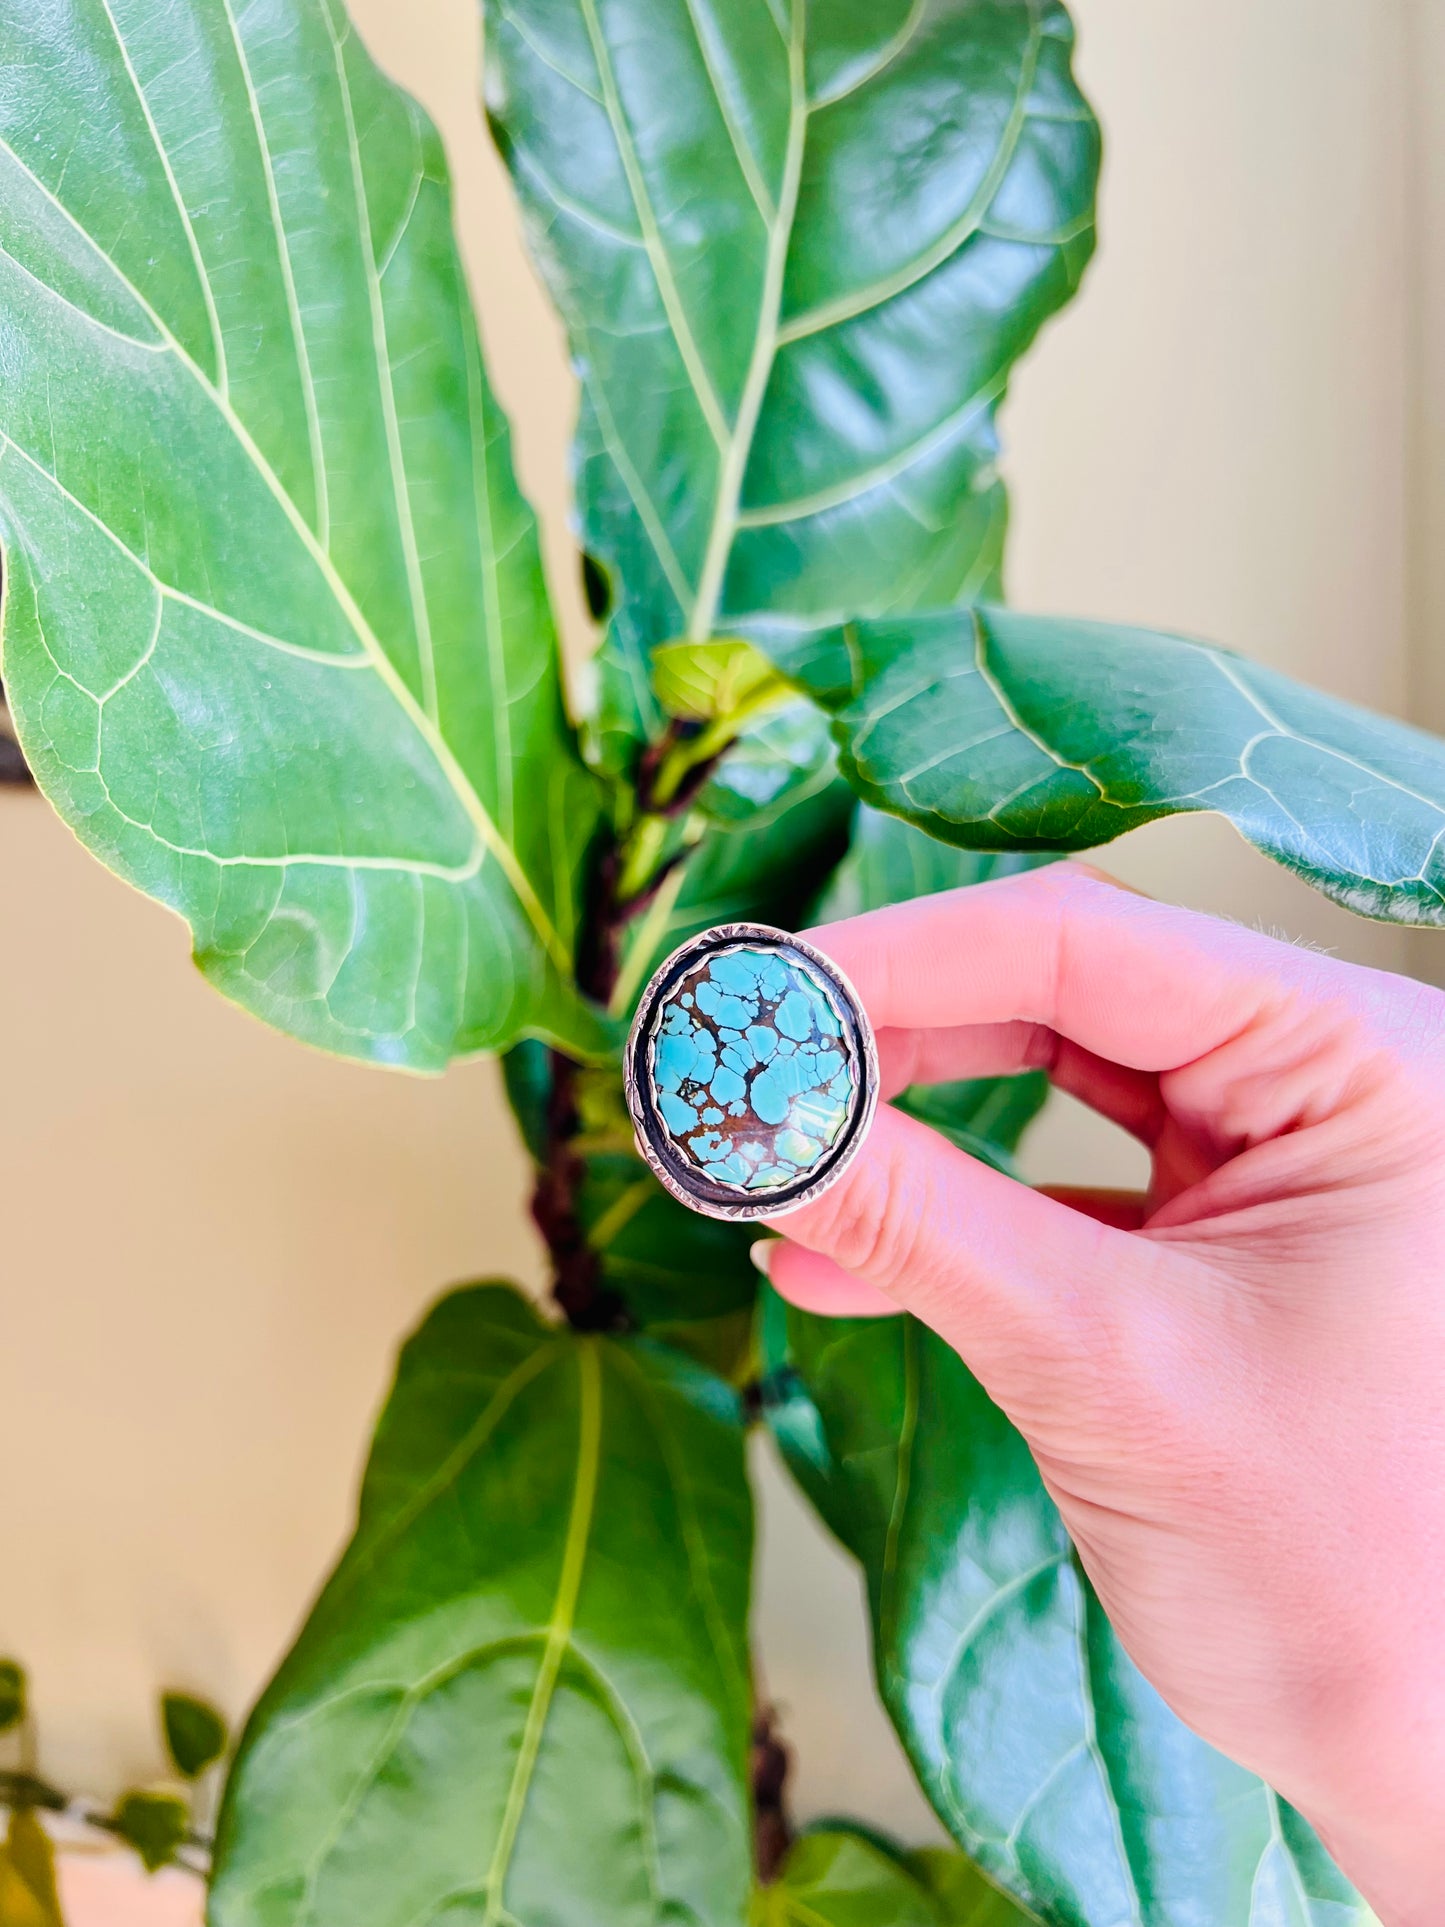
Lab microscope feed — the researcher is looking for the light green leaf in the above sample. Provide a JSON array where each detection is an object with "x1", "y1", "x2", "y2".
[
  {"x1": 753, "y1": 1831, "x2": 939, "y2": 1927},
  {"x1": 754, "y1": 1830, "x2": 1033, "y2": 1927},
  {"x1": 0, "y1": 0, "x2": 608, "y2": 1070},
  {"x1": 161, "y1": 1691, "x2": 228, "y2": 1781},
  {"x1": 769, "y1": 606, "x2": 1445, "y2": 925},
  {"x1": 653, "y1": 638, "x2": 788, "y2": 726},
  {"x1": 0, "y1": 1810, "x2": 64, "y2": 1927},
  {"x1": 484, "y1": 0, "x2": 1099, "y2": 753},
  {"x1": 761, "y1": 1293, "x2": 1370, "y2": 1926},
  {"x1": 211, "y1": 1283, "x2": 754, "y2": 1927},
  {"x1": 905, "y1": 1845, "x2": 1038, "y2": 1924},
  {"x1": 611, "y1": 703, "x2": 854, "y2": 1016},
  {"x1": 111, "y1": 1790, "x2": 190, "y2": 1874}
]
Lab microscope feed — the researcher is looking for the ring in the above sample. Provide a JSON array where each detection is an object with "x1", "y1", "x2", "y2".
[{"x1": 623, "y1": 921, "x2": 879, "y2": 1222}]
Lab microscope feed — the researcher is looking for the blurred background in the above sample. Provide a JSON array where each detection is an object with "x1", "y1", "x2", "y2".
[{"x1": 2, "y1": 0, "x2": 1443, "y2": 1898}]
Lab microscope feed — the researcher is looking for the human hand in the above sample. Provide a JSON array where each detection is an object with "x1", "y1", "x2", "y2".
[{"x1": 759, "y1": 864, "x2": 1445, "y2": 1924}]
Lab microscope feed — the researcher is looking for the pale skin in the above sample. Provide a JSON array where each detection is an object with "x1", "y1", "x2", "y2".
[{"x1": 757, "y1": 863, "x2": 1445, "y2": 1925}]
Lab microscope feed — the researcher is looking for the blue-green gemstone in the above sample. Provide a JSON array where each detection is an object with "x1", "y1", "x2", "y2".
[{"x1": 647, "y1": 944, "x2": 856, "y2": 1193}]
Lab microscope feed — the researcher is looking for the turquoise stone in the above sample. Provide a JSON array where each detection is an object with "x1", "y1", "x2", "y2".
[{"x1": 647, "y1": 944, "x2": 857, "y2": 1193}]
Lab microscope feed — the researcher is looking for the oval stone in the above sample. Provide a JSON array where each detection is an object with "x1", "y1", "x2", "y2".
[{"x1": 644, "y1": 942, "x2": 858, "y2": 1194}]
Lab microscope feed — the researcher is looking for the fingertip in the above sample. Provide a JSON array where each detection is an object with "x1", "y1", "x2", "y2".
[{"x1": 758, "y1": 1239, "x2": 900, "y2": 1318}]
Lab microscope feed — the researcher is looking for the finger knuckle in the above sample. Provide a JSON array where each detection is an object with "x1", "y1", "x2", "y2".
[{"x1": 820, "y1": 1161, "x2": 929, "y2": 1292}]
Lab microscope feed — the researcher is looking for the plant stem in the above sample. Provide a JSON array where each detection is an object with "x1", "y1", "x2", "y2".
[
  {"x1": 0, "y1": 1771, "x2": 212, "y2": 1862},
  {"x1": 0, "y1": 677, "x2": 32, "y2": 786},
  {"x1": 531, "y1": 723, "x2": 729, "y2": 1330},
  {"x1": 528, "y1": 1048, "x2": 627, "y2": 1333},
  {"x1": 0, "y1": 1770, "x2": 65, "y2": 1813},
  {"x1": 750, "y1": 1706, "x2": 793, "y2": 1883}
]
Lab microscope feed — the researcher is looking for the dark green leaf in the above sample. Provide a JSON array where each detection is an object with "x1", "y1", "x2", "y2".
[
  {"x1": 771, "y1": 606, "x2": 1445, "y2": 925},
  {"x1": 111, "y1": 1790, "x2": 189, "y2": 1874},
  {"x1": 161, "y1": 1691, "x2": 227, "y2": 1781},
  {"x1": 0, "y1": 0, "x2": 609, "y2": 1069},
  {"x1": 485, "y1": 0, "x2": 1099, "y2": 757},
  {"x1": 760, "y1": 1292, "x2": 1367, "y2": 1925},
  {"x1": 580, "y1": 1151, "x2": 759, "y2": 1379},
  {"x1": 0, "y1": 1661, "x2": 25, "y2": 1736},
  {"x1": 501, "y1": 1037, "x2": 555, "y2": 1166},
  {"x1": 892, "y1": 1075, "x2": 1046, "y2": 1178},
  {"x1": 212, "y1": 1283, "x2": 754, "y2": 1927},
  {"x1": 811, "y1": 805, "x2": 1049, "y2": 925}
]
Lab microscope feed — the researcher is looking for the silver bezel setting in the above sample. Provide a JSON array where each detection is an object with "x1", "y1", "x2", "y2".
[{"x1": 623, "y1": 921, "x2": 879, "y2": 1223}]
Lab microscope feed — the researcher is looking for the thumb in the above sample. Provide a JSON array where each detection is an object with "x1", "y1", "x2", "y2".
[{"x1": 764, "y1": 1106, "x2": 1151, "y2": 1422}]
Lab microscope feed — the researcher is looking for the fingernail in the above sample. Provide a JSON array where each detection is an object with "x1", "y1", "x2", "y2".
[{"x1": 749, "y1": 1239, "x2": 775, "y2": 1278}]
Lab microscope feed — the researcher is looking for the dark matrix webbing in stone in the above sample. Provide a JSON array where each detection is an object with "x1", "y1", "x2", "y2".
[{"x1": 648, "y1": 945, "x2": 856, "y2": 1193}]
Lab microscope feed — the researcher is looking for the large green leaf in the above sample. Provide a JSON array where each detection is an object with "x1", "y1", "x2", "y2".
[
  {"x1": 484, "y1": 0, "x2": 1099, "y2": 753},
  {"x1": 212, "y1": 1283, "x2": 754, "y2": 1927},
  {"x1": 768, "y1": 606, "x2": 1445, "y2": 925},
  {"x1": 761, "y1": 1293, "x2": 1371, "y2": 1927},
  {"x1": 754, "y1": 1829, "x2": 1032, "y2": 1926},
  {"x1": 0, "y1": 0, "x2": 608, "y2": 1069},
  {"x1": 811, "y1": 801, "x2": 1046, "y2": 924}
]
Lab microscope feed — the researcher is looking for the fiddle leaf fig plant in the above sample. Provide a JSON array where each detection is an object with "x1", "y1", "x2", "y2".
[{"x1": 0, "y1": 0, "x2": 1432, "y2": 1922}]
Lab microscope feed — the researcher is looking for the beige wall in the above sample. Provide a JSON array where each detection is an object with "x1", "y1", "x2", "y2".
[{"x1": 0, "y1": 0, "x2": 1433, "y2": 1852}]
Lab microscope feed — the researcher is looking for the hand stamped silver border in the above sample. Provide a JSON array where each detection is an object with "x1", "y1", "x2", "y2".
[{"x1": 623, "y1": 921, "x2": 879, "y2": 1223}]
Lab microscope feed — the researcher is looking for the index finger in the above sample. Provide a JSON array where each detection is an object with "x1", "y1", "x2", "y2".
[{"x1": 806, "y1": 861, "x2": 1358, "y2": 1074}]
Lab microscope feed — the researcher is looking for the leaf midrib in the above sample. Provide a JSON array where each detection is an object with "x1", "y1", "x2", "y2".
[
  {"x1": 574, "y1": 0, "x2": 1049, "y2": 648},
  {"x1": 775, "y1": 0, "x2": 1046, "y2": 347},
  {"x1": 482, "y1": 1338, "x2": 603, "y2": 1925},
  {"x1": 0, "y1": 37, "x2": 571, "y2": 974},
  {"x1": 218, "y1": 0, "x2": 329, "y2": 546},
  {"x1": 326, "y1": 2, "x2": 441, "y2": 729},
  {"x1": 688, "y1": 0, "x2": 808, "y2": 643}
]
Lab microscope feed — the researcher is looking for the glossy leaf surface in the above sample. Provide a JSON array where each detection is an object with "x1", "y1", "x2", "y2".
[
  {"x1": 761, "y1": 1294, "x2": 1369, "y2": 1926},
  {"x1": 0, "y1": 0, "x2": 606, "y2": 1069},
  {"x1": 754, "y1": 1829, "x2": 1031, "y2": 1926},
  {"x1": 484, "y1": 0, "x2": 1099, "y2": 751},
  {"x1": 212, "y1": 1283, "x2": 754, "y2": 1927},
  {"x1": 771, "y1": 607, "x2": 1445, "y2": 924}
]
